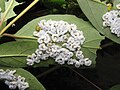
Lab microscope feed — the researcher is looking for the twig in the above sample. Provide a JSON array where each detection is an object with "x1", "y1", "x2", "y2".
[
  {"x1": 36, "y1": 65, "x2": 61, "y2": 78},
  {"x1": 68, "y1": 67, "x2": 102, "y2": 90},
  {"x1": 101, "y1": 42, "x2": 114, "y2": 48}
]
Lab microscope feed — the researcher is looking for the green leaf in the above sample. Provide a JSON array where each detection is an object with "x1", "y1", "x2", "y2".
[
  {"x1": 43, "y1": 0, "x2": 65, "y2": 6},
  {"x1": 0, "y1": 67, "x2": 45, "y2": 90},
  {"x1": 0, "y1": 21, "x2": 6, "y2": 31},
  {"x1": 0, "y1": 0, "x2": 6, "y2": 31},
  {"x1": 110, "y1": 84, "x2": 120, "y2": 90},
  {"x1": 16, "y1": 15, "x2": 104, "y2": 67},
  {"x1": 0, "y1": 0, "x2": 20, "y2": 31},
  {"x1": 1, "y1": 0, "x2": 20, "y2": 20},
  {"x1": 0, "y1": 0, "x2": 5, "y2": 12},
  {"x1": 113, "y1": 0, "x2": 120, "y2": 9},
  {"x1": 0, "y1": 41, "x2": 37, "y2": 67},
  {"x1": 77, "y1": 0, "x2": 120, "y2": 44},
  {"x1": 0, "y1": 41, "x2": 55, "y2": 67}
]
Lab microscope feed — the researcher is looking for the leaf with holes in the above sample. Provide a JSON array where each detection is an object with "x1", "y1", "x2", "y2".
[
  {"x1": 0, "y1": 67, "x2": 45, "y2": 90},
  {"x1": 77, "y1": 0, "x2": 120, "y2": 44},
  {"x1": 16, "y1": 15, "x2": 104, "y2": 67},
  {"x1": 0, "y1": 0, "x2": 21, "y2": 31},
  {"x1": 1, "y1": 0, "x2": 21, "y2": 20}
]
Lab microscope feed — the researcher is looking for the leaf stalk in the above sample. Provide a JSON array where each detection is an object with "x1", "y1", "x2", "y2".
[{"x1": 2, "y1": 33, "x2": 37, "y2": 40}]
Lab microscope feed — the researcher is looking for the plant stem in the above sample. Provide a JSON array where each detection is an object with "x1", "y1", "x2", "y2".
[
  {"x1": 68, "y1": 67, "x2": 102, "y2": 90},
  {"x1": 101, "y1": 42, "x2": 114, "y2": 48},
  {"x1": 36, "y1": 65, "x2": 61, "y2": 78},
  {"x1": 2, "y1": 33, "x2": 37, "y2": 40},
  {"x1": 0, "y1": 0, "x2": 14, "y2": 27},
  {"x1": 0, "y1": 0, "x2": 39, "y2": 35},
  {"x1": 0, "y1": 54, "x2": 29, "y2": 58}
]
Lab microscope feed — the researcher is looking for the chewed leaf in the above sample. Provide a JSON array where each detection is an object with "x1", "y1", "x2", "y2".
[
  {"x1": 77, "y1": 0, "x2": 120, "y2": 44},
  {"x1": 16, "y1": 15, "x2": 104, "y2": 67},
  {"x1": 0, "y1": 67, "x2": 45, "y2": 90},
  {"x1": 1, "y1": 0, "x2": 21, "y2": 20},
  {"x1": 5, "y1": 0, "x2": 20, "y2": 19},
  {"x1": 0, "y1": 0, "x2": 21, "y2": 31}
]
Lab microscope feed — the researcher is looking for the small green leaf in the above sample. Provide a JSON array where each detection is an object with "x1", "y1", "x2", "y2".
[
  {"x1": 16, "y1": 15, "x2": 104, "y2": 67},
  {"x1": 4, "y1": 0, "x2": 20, "y2": 20},
  {"x1": 2, "y1": 0, "x2": 20, "y2": 20},
  {"x1": 77, "y1": 0, "x2": 120, "y2": 44},
  {"x1": 110, "y1": 84, "x2": 120, "y2": 90},
  {"x1": 0, "y1": 67, "x2": 45, "y2": 90}
]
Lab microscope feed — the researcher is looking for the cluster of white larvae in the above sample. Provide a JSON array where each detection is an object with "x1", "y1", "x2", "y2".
[
  {"x1": 0, "y1": 69, "x2": 29, "y2": 90},
  {"x1": 102, "y1": 3, "x2": 120, "y2": 37},
  {"x1": 26, "y1": 19, "x2": 92, "y2": 68}
]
